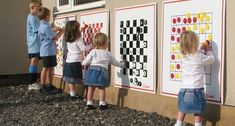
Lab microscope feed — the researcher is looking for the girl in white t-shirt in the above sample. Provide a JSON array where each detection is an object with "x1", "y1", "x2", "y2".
[
  {"x1": 63, "y1": 21, "x2": 92, "y2": 99},
  {"x1": 175, "y1": 30, "x2": 215, "y2": 126},
  {"x1": 82, "y1": 33, "x2": 126, "y2": 110}
]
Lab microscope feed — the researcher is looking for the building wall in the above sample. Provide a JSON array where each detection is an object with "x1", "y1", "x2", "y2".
[
  {"x1": 0, "y1": 0, "x2": 32, "y2": 75},
  {"x1": 7, "y1": 0, "x2": 235, "y2": 125}
]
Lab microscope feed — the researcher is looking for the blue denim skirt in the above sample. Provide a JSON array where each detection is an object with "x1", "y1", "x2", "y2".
[
  {"x1": 84, "y1": 65, "x2": 109, "y2": 87},
  {"x1": 178, "y1": 88, "x2": 207, "y2": 114},
  {"x1": 63, "y1": 62, "x2": 83, "y2": 84}
]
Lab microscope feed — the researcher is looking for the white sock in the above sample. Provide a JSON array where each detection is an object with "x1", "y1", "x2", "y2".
[
  {"x1": 99, "y1": 101, "x2": 106, "y2": 106},
  {"x1": 195, "y1": 122, "x2": 202, "y2": 126},
  {"x1": 87, "y1": 100, "x2": 94, "y2": 105},
  {"x1": 174, "y1": 120, "x2": 183, "y2": 126},
  {"x1": 70, "y1": 90, "x2": 76, "y2": 96}
]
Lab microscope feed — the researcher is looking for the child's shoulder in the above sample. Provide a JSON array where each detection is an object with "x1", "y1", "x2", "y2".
[
  {"x1": 96, "y1": 49, "x2": 109, "y2": 52},
  {"x1": 75, "y1": 38, "x2": 83, "y2": 43},
  {"x1": 27, "y1": 14, "x2": 37, "y2": 20},
  {"x1": 91, "y1": 49, "x2": 109, "y2": 54}
]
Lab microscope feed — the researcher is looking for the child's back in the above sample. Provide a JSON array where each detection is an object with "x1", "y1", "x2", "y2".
[
  {"x1": 181, "y1": 50, "x2": 215, "y2": 88},
  {"x1": 66, "y1": 38, "x2": 92, "y2": 63},
  {"x1": 82, "y1": 49, "x2": 124, "y2": 69},
  {"x1": 27, "y1": 14, "x2": 40, "y2": 53}
]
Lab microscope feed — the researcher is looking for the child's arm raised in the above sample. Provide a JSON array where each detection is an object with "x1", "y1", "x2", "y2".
[
  {"x1": 200, "y1": 51, "x2": 215, "y2": 65},
  {"x1": 53, "y1": 28, "x2": 64, "y2": 41},
  {"x1": 199, "y1": 41, "x2": 215, "y2": 65},
  {"x1": 77, "y1": 39, "x2": 93, "y2": 52},
  {"x1": 51, "y1": 26, "x2": 62, "y2": 32}
]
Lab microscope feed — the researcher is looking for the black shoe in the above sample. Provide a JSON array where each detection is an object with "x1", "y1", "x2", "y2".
[
  {"x1": 86, "y1": 105, "x2": 96, "y2": 110},
  {"x1": 70, "y1": 95, "x2": 83, "y2": 100},
  {"x1": 46, "y1": 84, "x2": 57, "y2": 91},
  {"x1": 39, "y1": 85, "x2": 48, "y2": 93},
  {"x1": 99, "y1": 105, "x2": 109, "y2": 110}
]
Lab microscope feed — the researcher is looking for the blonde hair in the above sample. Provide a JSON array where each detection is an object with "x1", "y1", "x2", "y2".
[
  {"x1": 93, "y1": 33, "x2": 108, "y2": 49},
  {"x1": 29, "y1": 0, "x2": 41, "y2": 9},
  {"x1": 38, "y1": 7, "x2": 50, "y2": 20},
  {"x1": 180, "y1": 30, "x2": 199, "y2": 55}
]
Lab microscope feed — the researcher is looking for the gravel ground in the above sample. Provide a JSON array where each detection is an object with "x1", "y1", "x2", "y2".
[{"x1": 0, "y1": 85, "x2": 193, "y2": 126}]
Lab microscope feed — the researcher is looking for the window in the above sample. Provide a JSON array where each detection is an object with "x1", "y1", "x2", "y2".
[
  {"x1": 73, "y1": 0, "x2": 102, "y2": 6},
  {"x1": 59, "y1": 0, "x2": 69, "y2": 6},
  {"x1": 57, "y1": 0, "x2": 71, "y2": 10},
  {"x1": 56, "y1": 0, "x2": 105, "y2": 14}
]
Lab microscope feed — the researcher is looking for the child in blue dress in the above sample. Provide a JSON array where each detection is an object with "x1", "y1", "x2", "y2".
[{"x1": 82, "y1": 33, "x2": 126, "y2": 110}]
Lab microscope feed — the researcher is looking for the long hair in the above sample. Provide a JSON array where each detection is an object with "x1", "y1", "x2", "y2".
[
  {"x1": 180, "y1": 30, "x2": 199, "y2": 55},
  {"x1": 64, "y1": 21, "x2": 81, "y2": 42}
]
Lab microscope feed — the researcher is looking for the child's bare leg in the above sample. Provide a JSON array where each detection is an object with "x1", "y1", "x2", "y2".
[
  {"x1": 86, "y1": 86, "x2": 96, "y2": 108},
  {"x1": 175, "y1": 112, "x2": 185, "y2": 126},
  {"x1": 69, "y1": 84, "x2": 76, "y2": 96},
  {"x1": 69, "y1": 84, "x2": 75, "y2": 91},
  {"x1": 87, "y1": 86, "x2": 95, "y2": 101},
  {"x1": 99, "y1": 87, "x2": 105, "y2": 102},
  {"x1": 31, "y1": 57, "x2": 39, "y2": 66},
  {"x1": 40, "y1": 68, "x2": 48, "y2": 85},
  {"x1": 46, "y1": 67, "x2": 53, "y2": 84},
  {"x1": 84, "y1": 86, "x2": 88, "y2": 100},
  {"x1": 194, "y1": 114, "x2": 203, "y2": 126},
  {"x1": 99, "y1": 87, "x2": 106, "y2": 106}
]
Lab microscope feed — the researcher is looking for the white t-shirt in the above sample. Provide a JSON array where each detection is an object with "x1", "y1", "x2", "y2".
[
  {"x1": 66, "y1": 38, "x2": 92, "y2": 63},
  {"x1": 181, "y1": 50, "x2": 215, "y2": 89},
  {"x1": 82, "y1": 49, "x2": 125, "y2": 69}
]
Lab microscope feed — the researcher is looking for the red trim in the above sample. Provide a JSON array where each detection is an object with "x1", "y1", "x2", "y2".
[
  {"x1": 115, "y1": 3, "x2": 156, "y2": 11},
  {"x1": 163, "y1": 0, "x2": 191, "y2": 4},
  {"x1": 207, "y1": 99, "x2": 221, "y2": 103},
  {"x1": 161, "y1": 0, "x2": 165, "y2": 95},
  {"x1": 115, "y1": 84, "x2": 154, "y2": 92},
  {"x1": 219, "y1": 0, "x2": 225, "y2": 103},
  {"x1": 80, "y1": 10, "x2": 108, "y2": 16},
  {"x1": 55, "y1": 15, "x2": 75, "y2": 20},
  {"x1": 161, "y1": 91, "x2": 178, "y2": 96}
]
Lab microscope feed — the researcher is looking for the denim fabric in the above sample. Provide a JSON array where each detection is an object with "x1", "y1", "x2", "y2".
[
  {"x1": 63, "y1": 62, "x2": 83, "y2": 84},
  {"x1": 84, "y1": 65, "x2": 109, "y2": 87},
  {"x1": 178, "y1": 88, "x2": 206, "y2": 114}
]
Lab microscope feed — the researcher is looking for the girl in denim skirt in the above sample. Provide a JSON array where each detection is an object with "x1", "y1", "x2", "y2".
[
  {"x1": 175, "y1": 30, "x2": 215, "y2": 126},
  {"x1": 63, "y1": 21, "x2": 92, "y2": 99},
  {"x1": 82, "y1": 33, "x2": 126, "y2": 110}
]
